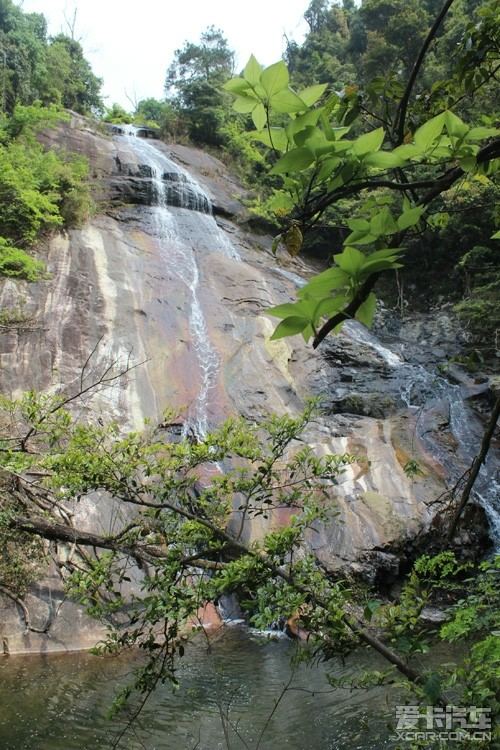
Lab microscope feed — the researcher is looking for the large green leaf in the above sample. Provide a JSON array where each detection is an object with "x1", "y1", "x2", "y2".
[
  {"x1": 297, "y1": 84, "x2": 328, "y2": 107},
  {"x1": 270, "y1": 147, "x2": 315, "y2": 174},
  {"x1": 261, "y1": 61, "x2": 289, "y2": 98},
  {"x1": 355, "y1": 292, "x2": 377, "y2": 327},
  {"x1": 270, "y1": 316, "x2": 309, "y2": 340},
  {"x1": 413, "y1": 113, "x2": 445, "y2": 151},
  {"x1": 334, "y1": 246, "x2": 366, "y2": 276},
  {"x1": 466, "y1": 126, "x2": 500, "y2": 141},
  {"x1": 313, "y1": 295, "x2": 348, "y2": 320},
  {"x1": 347, "y1": 218, "x2": 370, "y2": 232},
  {"x1": 316, "y1": 156, "x2": 341, "y2": 182},
  {"x1": 397, "y1": 206, "x2": 424, "y2": 230},
  {"x1": 364, "y1": 150, "x2": 405, "y2": 168},
  {"x1": 244, "y1": 55, "x2": 262, "y2": 86},
  {"x1": 370, "y1": 207, "x2": 398, "y2": 237},
  {"x1": 223, "y1": 77, "x2": 250, "y2": 95},
  {"x1": 287, "y1": 109, "x2": 323, "y2": 137},
  {"x1": 360, "y1": 258, "x2": 403, "y2": 276},
  {"x1": 233, "y1": 96, "x2": 258, "y2": 114},
  {"x1": 268, "y1": 303, "x2": 303, "y2": 319},
  {"x1": 444, "y1": 110, "x2": 468, "y2": 139},
  {"x1": 299, "y1": 267, "x2": 349, "y2": 298},
  {"x1": 270, "y1": 89, "x2": 306, "y2": 113},
  {"x1": 352, "y1": 127, "x2": 385, "y2": 156},
  {"x1": 392, "y1": 143, "x2": 421, "y2": 160},
  {"x1": 251, "y1": 128, "x2": 289, "y2": 152},
  {"x1": 345, "y1": 230, "x2": 378, "y2": 246},
  {"x1": 252, "y1": 103, "x2": 267, "y2": 130}
]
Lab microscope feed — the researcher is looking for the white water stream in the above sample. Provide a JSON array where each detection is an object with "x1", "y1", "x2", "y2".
[
  {"x1": 121, "y1": 127, "x2": 238, "y2": 439},
  {"x1": 347, "y1": 320, "x2": 500, "y2": 547}
]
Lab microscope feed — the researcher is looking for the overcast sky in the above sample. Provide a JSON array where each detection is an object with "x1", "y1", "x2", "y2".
[{"x1": 20, "y1": 0, "x2": 308, "y2": 109}]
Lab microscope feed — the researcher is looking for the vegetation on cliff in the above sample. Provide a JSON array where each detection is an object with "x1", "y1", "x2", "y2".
[{"x1": 0, "y1": 0, "x2": 101, "y2": 282}]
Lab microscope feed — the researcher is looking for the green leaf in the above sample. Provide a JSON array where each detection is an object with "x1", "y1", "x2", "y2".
[
  {"x1": 268, "y1": 303, "x2": 303, "y2": 319},
  {"x1": 334, "y1": 246, "x2": 366, "y2": 276},
  {"x1": 270, "y1": 316, "x2": 309, "y2": 340},
  {"x1": 299, "y1": 267, "x2": 349, "y2": 298},
  {"x1": 460, "y1": 156, "x2": 476, "y2": 171},
  {"x1": 363, "y1": 150, "x2": 405, "y2": 168},
  {"x1": 313, "y1": 295, "x2": 348, "y2": 320},
  {"x1": 270, "y1": 89, "x2": 306, "y2": 113},
  {"x1": 352, "y1": 127, "x2": 385, "y2": 157},
  {"x1": 297, "y1": 84, "x2": 328, "y2": 107},
  {"x1": 287, "y1": 109, "x2": 322, "y2": 136},
  {"x1": 360, "y1": 258, "x2": 403, "y2": 275},
  {"x1": 413, "y1": 113, "x2": 445, "y2": 151},
  {"x1": 233, "y1": 96, "x2": 258, "y2": 114},
  {"x1": 367, "y1": 247, "x2": 403, "y2": 261},
  {"x1": 316, "y1": 156, "x2": 341, "y2": 182},
  {"x1": 345, "y1": 231, "x2": 378, "y2": 246},
  {"x1": 270, "y1": 147, "x2": 315, "y2": 174},
  {"x1": 223, "y1": 77, "x2": 250, "y2": 95},
  {"x1": 397, "y1": 206, "x2": 424, "y2": 230},
  {"x1": 244, "y1": 55, "x2": 262, "y2": 86},
  {"x1": 491, "y1": 230, "x2": 500, "y2": 240},
  {"x1": 392, "y1": 144, "x2": 421, "y2": 160},
  {"x1": 251, "y1": 128, "x2": 289, "y2": 152},
  {"x1": 269, "y1": 297, "x2": 316, "y2": 319},
  {"x1": 355, "y1": 292, "x2": 377, "y2": 327},
  {"x1": 466, "y1": 126, "x2": 500, "y2": 141},
  {"x1": 444, "y1": 110, "x2": 468, "y2": 139},
  {"x1": 370, "y1": 207, "x2": 398, "y2": 237},
  {"x1": 347, "y1": 218, "x2": 370, "y2": 232},
  {"x1": 261, "y1": 61, "x2": 289, "y2": 98},
  {"x1": 252, "y1": 103, "x2": 267, "y2": 130},
  {"x1": 267, "y1": 191, "x2": 294, "y2": 212}
]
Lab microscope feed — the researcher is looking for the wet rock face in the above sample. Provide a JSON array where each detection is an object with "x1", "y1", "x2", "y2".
[{"x1": 1, "y1": 114, "x2": 489, "y2": 653}]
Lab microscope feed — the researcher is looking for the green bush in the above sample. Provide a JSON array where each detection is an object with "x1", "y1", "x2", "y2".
[
  {"x1": 0, "y1": 104, "x2": 92, "y2": 280},
  {"x1": 0, "y1": 239, "x2": 45, "y2": 281}
]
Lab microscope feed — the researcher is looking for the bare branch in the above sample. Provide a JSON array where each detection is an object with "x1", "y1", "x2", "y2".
[{"x1": 447, "y1": 397, "x2": 500, "y2": 541}]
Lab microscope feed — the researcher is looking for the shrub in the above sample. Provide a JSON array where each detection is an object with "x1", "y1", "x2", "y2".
[{"x1": 0, "y1": 239, "x2": 45, "y2": 281}]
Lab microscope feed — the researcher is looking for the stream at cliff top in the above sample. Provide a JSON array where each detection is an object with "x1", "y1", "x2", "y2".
[{"x1": 0, "y1": 627, "x2": 412, "y2": 750}]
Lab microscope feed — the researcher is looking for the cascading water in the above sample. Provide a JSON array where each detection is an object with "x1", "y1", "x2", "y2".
[
  {"x1": 346, "y1": 320, "x2": 500, "y2": 548},
  {"x1": 121, "y1": 127, "x2": 238, "y2": 438}
]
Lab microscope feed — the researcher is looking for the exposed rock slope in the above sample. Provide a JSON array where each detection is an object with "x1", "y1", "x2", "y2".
[{"x1": 0, "y1": 116, "x2": 472, "y2": 653}]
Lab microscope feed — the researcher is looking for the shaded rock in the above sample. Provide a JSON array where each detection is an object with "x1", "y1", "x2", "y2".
[{"x1": 330, "y1": 392, "x2": 397, "y2": 419}]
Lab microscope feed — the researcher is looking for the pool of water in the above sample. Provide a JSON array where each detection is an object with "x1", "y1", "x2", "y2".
[{"x1": 0, "y1": 627, "x2": 402, "y2": 750}]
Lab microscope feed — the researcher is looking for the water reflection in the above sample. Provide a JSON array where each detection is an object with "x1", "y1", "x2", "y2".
[{"x1": 0, "y1": 628, "x2": 398, "y2": 749}]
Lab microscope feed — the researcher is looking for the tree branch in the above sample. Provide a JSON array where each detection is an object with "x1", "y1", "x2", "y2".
[
  {"x1": 395, "y1": 0, "x2": 457, "y2": 145},
  {"x1": 447, "y1": 397, "x2": 500, "y2": 541}
]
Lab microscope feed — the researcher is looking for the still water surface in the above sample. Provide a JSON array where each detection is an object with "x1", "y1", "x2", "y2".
[{"x1": 0, "y1": 627, "x2": 400, "y2": 750}]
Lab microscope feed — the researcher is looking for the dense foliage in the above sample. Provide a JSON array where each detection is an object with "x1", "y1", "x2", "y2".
[
  {"x1": 0, "y1": 104, "x2": 92, "y2": 280},
  {"x1": 0, "y1": 1, "x2": 101, "y2": 281},
  {"x1": 0, "y1": 0, "x2": 102, "y2": 114},
  {"x1": 222, "y1": 1, "x2": 499, "y2": 358}
]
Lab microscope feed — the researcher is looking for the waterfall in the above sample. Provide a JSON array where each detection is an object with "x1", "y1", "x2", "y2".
[
  {"x1": 120, "y1": 127, "x2": 239, "y2": 439},
  {"x1": 346, "y1": 320, "x2": 499, "y2": 547}
]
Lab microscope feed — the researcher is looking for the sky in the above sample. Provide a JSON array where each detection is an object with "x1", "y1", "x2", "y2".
[{"x1": 20, "y1": 0, "x2": 309, "y2": 109}]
